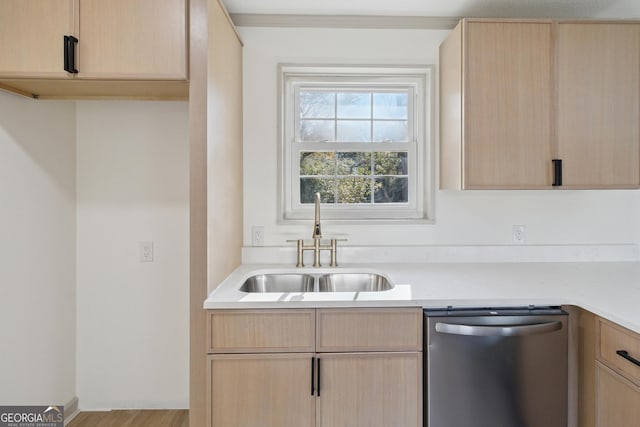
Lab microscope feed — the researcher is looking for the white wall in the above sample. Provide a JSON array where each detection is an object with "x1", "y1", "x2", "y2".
[
  {"x1": 75, "y1": 101, "x2": 189, "y2": 410},
  {"x1": 0, "y1": 92, "x2": 76, "y2": 405},
  {"x1": 635, "y1": 193, "x2": 640, "y2": 245},
  {"x1": 241, "y1": 26, "x2": 640, "y2": 247},
  {"x1": 594, "y1": 0, "x2": 640, "y2": 18}
]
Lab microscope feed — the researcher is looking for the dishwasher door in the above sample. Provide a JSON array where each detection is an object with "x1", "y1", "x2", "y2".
[{"x1": 425, "y1": 308, "x2": 568, "y2": 427}]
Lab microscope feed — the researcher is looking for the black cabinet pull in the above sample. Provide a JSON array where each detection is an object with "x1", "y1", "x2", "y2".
[
  {"x1": 552, "y1": 159, "x2": 562, "y2": 187},
  {"x1": 64, "y1": 35, "x2": 78, "y2": 74},
  {"x1": 311, "y1": 357, "x2": 315, "y2": 396},
  {"x1": 616, "y1": 350, "x2": 640, "y2": 368},
  {"x1": 317, "y1": 357, "x2": 321, "y2": 397}
]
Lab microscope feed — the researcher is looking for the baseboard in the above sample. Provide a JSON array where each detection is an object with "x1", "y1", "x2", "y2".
[{"x1": 63, "y1": 396, "x2": 79, "y2": 426}]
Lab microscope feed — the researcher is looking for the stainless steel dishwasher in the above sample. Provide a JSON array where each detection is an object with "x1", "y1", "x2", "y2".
[{"x1": 424, "y1": 307, "x2": 568, "y2": 427}]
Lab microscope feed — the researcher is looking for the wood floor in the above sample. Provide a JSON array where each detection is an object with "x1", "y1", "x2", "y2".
[{"x1": 67, "y1": 410, "x2": 188, "y2": 427}]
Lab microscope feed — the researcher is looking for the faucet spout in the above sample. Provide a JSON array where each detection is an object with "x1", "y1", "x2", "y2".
[
  {"x1": 312, "y1": 192, "x2": 322, "y2": 239},
  {"x1": 290, "y1": 192, "x2": 343, "y2": 267}
]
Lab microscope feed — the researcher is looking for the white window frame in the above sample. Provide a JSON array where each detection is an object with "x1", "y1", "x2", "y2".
[{"x1": 279, "y1": 65, "x2": 434, "y2": 223}]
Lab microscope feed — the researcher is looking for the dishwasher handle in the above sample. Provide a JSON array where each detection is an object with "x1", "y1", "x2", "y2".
[{"x1": 435, "y1": 320, "x2": 562, "y2": 337}]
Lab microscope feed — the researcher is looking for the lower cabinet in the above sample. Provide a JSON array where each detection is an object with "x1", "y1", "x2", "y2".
[
  {"x1": 595, "y1": 362, "x2": 640, "y2": 427},
  {"x1": 317, "y1": 352, "x2": 421, "y2": 427},
  {"x1": 209, "y1": 354, "x2": 315, "y2": 427},
  {"x1": 595, "y1": 318, "x2": 640, "y2": 427},
  {"x1": 207, "y1": 308, "x2": 423, "y2": 427}
]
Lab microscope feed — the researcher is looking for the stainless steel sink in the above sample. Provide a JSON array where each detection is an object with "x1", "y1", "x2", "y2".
[
  {"x1": 239, "y1": 274, "x2": 315, "y2": 293},
  {"x1": 318, "y1": 273, "x2": 393, "y2": 292}
]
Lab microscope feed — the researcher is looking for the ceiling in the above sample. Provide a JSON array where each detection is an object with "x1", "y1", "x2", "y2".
[{"x1": 221, "y1": 0, "x2": 640, "y2": 19}]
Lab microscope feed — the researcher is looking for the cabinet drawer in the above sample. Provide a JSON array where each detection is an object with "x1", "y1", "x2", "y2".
[
  {"x1": 208, "y1": 309, "x2": 315, "y2": 354},
  {"x1": 316, "y1": 308, "x2": 422, "y2": 352},
  {"x1": 599, "y1": 319, "x2": 640, "y2": 386}
]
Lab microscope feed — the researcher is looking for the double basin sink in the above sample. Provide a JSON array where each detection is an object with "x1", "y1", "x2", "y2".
[{"x1": 239, "y1": 272, "x2": 393, "y2": 293}]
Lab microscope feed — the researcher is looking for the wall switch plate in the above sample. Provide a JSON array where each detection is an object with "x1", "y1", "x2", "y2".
[
  {"x1": 252, "y1": 226, "x2": 264, "y2": 246},
  {"x1": 512, "y1": 225, "x2": 526, "y2": 244},
  {"x1": 140, "y1": 241, "x2": 154, "y2": 262}
]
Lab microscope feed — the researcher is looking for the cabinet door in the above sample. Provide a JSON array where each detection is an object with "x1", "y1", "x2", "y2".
[
  {"x1": 209, "y1": 354, "x2": 315, "y2": 427},
  {"x1": 78, "y1": 0, "x2": 187, "y2": 79},
  {"x1": 557, "y1": 23, "x2": 640, "y2": 188},
  {"x1": 0, "y1": 0, "x2": 76, "y2": 77},
  {"x1": 317, "y1": 352, "x2": 421, "y2": 427},
  {"x1": 464, "y1": 21, "x2": 553, "y2": 188},
  {"x1": 596, "y1": 362, "x2": 640, "y2": 427}
]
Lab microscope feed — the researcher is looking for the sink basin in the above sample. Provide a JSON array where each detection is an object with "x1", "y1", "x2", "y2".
[
  {"x1": 239, "y1": 274, "x2": 315, "y2": 293},
  {"x1": 318, "y1": 273, "x2": 393, "y2": 292}
]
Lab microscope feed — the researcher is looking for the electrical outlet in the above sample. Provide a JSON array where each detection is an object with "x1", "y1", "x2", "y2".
[
  {"x1": 512, "y1": 225, "x2": 526, "y2": 244},
  {"x1": 140, "y1": 241, "x2": 154, "y2": 262},
  {"x1": 252, "y1": 226, "x2": 264, "y2": 246}
]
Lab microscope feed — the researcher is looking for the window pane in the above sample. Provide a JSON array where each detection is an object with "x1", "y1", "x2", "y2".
[
  {"x1": 337, "y1": 92, "x2": 371, "y2": 119},
  {"x1": 300, "y1": 91, "x2": 335, "y2": 118},
  {"x1": 300, "y1": 178, "x2": 335, "y2": 203},
  {"x1": 374, "y1": 177, "x2": 408, "y2": 203},
  {"x1": 336, "y1": 152, "x2": 371, "y2": 175},
  {"x1": 337, "y1": 120, "x2": 371, "y2": 142},
  {"x1": 300, "y1": 152, "x2": 335, "y2": 176},
  {"x1": 373, "y1": 120, "x2": 408, "y2": 142},
  {"x1": 373, "y1": 93, "x2": 408, "y2": 119},
  {"x1": 337, "y1": 177, "x2": 371, "y2": 203},
  {"x1": 300, "y1": 119, "x2": 334, "y2": 142},
  {"x1": 374, "y1": 152, "x2": 408, "y2": 175}
]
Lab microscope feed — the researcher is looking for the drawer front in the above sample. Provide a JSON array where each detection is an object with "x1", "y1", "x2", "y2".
[
  {"x1": 208, "y1": 309, "x2": 315, "y2": 354},
  {"x1": 599, "y1": 319, "x2": 640, "y2": 386},
  {"x1": 316, "y1": 308, "x2": 422, "y2": 352}
]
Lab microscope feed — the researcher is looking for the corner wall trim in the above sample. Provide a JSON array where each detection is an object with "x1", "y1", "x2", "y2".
[
  {"x1": 63, "y1": 396, "x2": 79, "y2": 426},
  {"x1": 229, "y1": 13, "x2": 460, "y2": 30}
]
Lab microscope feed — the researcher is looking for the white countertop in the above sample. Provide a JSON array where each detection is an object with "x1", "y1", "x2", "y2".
[{"x1": 204, "y1": 262, "x2": 640, "y2": 334}]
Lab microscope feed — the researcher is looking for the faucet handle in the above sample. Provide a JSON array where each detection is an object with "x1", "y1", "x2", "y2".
[
  {"x1": 328, "y1": 238, "x2": 342, "y2": 267},
  {"x1": 287, "y1": 239, "x2": 305, "y2": 268}
]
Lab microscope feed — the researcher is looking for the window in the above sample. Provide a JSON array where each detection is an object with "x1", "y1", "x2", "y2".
[{"x1": 280, "y1": 65, "x2": 433, "y2": 222}]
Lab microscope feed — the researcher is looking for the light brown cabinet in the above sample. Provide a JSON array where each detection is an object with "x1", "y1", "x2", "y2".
[
  {"x1": 557, "y1": 22, "x2": 640, "y2": 188},
  {"x1": 0, "y1": 0, "x2": 187, "y2": 99},
  {"x1": 208, "y1": 309, "x2": 315, "y2": 353},
  {"x1": 595, "y1": 318, "x2": 640, "y2": 427},
  {"x1": 317, "y1": 352, "x2": 421, "y2": 427},
  {"x1": 0, "y1": 0, "x2": 75, "y2": 78},
  {"x1": 209, "y1": 354, "x2": 315, "y2": 427},
  {"x1": 570, "y1": 306, "x2": 597, "y2": 427},
  {"x1": 440, "y1": 19, "x2": 640, "y2": 190},
  {"x1": 440, "y1": 19, "x2": 554, "y2": 189},
  {"x1": 596, "y1": 362, "x2": 640, "y2": 427},
  {"x1": 77, "y1": 0, "x2": 187, "y2": 79},
  {"x1": 207, "y1": 308, "x2": 422, "y2": 427}
]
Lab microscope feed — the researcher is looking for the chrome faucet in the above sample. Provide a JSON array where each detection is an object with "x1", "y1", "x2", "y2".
[{"x1": 289, "y1": 192, "x2": 342, "y2": 268}]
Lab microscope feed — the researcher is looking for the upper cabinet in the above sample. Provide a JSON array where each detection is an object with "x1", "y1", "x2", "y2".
[
  {"x1": 440, "y1": 19, "x2": 640, "y2": 190},
  {"x1": 0, "y1": 0, "x2": 188, "y2": 99},
  {"x1": 0, "y1": 0, "x2": 76, "y2": 78},
  {"x1": 440, "y1": 19, "x2": 554, "y2": 189},
  {"x1": 557, "y1": 22, "x2": 640, "y2": 188},
  {"x1": 78, "y1": 0, "x2": 187, "y2": 79}
]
